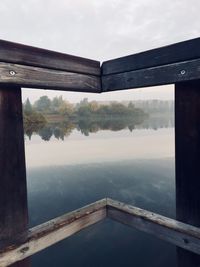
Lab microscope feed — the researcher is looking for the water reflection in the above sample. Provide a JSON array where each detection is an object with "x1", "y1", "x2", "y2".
[
  {"x1": 28, "y1": 159, "x2": 176, "y2": 267},
  {"x1": 25, "y1": 108, "x2": 176, "y2": 266},
  {"x1": 24, "y1": 113, "x2": 174, "y2": 141}
]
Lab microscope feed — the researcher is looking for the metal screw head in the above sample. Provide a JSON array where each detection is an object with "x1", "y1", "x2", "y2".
[
  {"x1": 180, "y1": 70, "x2": 186, "y2": 75},
  {"x1": 9, "y1": 70, "x2": 16, "y2": 76}
]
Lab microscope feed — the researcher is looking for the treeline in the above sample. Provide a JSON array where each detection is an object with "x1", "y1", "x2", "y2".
[
  {"x1": 128, "y1": 100, "x2": 174, "y2": 114},
  {"x1": 23, "y1": 96, "x2": 73, "y2": 123},
  {"x1": 23, "y1": 96, "x2": 175, "y2": 140},
  {"x1": 23, "y1": 96, "x2": 146, "y2": 123}
]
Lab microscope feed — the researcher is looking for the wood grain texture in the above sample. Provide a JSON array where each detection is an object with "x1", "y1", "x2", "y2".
[
  {"x1": 0, "y1": 86, "x2": 29, "y2": 267},
  {"x1": 175, "y1": 80, "x2": 200, "y2": 267},
  {"x1": 107, "y1": 199, "x2": 200, "y2": 256},
  {"x1": 102, "y1": 59, "x2": 200, "y2": 92},
  {"x1": 102, "y1": 37, "x2": 200, "y2": 75},
  {"x1": 0, "y1": 62, "x2": 101, "y2": 93},
  {"x1": 0, "y1": 199, "x2": 107, "y2": 267},
  {"x1": 0, "y1": 39, "x2": 100, "y2": 76},
  {"x1": 1, "y1": 198, "x2": 200, "y2": 266}
]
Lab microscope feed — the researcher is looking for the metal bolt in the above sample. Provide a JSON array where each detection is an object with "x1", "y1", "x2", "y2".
[
  {"x1": 9, "y1": 70, "x2": 16, "y2": 76},
  {"x1": 180, "y1": 70, "x2": 186, "y2": 75}
]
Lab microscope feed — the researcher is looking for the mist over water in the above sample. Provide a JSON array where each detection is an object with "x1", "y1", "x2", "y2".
[{"x1": 25, "y1": 109, "x2": 176, "y2": 267}]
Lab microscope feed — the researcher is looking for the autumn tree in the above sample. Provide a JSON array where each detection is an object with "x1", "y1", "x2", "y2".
[
  {"x1": 34, "y1": 96, "x2": 51, "y2": 113},
  {"x1": 59, "y1": 101, "x2": 74, "y2": 118}
]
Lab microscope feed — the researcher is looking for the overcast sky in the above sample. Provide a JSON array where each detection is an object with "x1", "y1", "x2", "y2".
[{"x1": 0, "y1": 0, "x2": 199, "y2": 102}]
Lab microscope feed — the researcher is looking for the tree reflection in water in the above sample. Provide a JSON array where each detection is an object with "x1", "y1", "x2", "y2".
[{"x1": 24, "y1": 111, "x2": 174, "y2": 141}]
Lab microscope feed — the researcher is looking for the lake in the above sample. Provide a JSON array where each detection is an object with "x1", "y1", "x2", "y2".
[{"x1": 25, "y1": 113, "x2": 176, "y2": 267}]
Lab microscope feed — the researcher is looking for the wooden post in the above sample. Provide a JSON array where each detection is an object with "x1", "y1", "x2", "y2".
[
  {"x1": 175, "y1": 80, "x2": 200, "y2": 267},
  {"x1": 0, "y1": 86, "x2": 30, "y2": 266}
]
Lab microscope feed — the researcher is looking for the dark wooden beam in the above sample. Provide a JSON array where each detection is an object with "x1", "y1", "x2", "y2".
[
  {"x1": 0, "y1": 86, "x2": 29, "y2": 266},
  {"x1": 102, "y1": 37, "x2": 200, "y2": 75},
  {"x1": 0, "y1": 62, "x2": 101, "y2": 93},
  {"x1": 0, "y1": 40, "x2": 100, "y2": 76},
  {"x1": 102, "y1": 59, "x2": 200, "y2": 92},
  {"x1": 175, "y1": 80, "x2": 200, "y2": 267}
]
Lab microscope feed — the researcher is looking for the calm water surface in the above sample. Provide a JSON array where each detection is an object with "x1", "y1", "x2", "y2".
[{"x1": 25, "y1": 115, "x2": 176, "y2": 267}]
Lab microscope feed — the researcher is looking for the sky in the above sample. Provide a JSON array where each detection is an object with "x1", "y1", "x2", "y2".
[{"x1": 0, "y1": 0, "x2": 199, "y2": 103}]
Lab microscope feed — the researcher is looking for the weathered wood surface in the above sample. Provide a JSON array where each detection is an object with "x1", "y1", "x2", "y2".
[
  {"x1": 0, "y1": 199, "x2": 107, "y2": 267},
  {"x1": 0, "y1": 62, "x2": 101, "y2": 93},
  {"x1": 0, "y1": 38, "x2": 200, "y2": 93},
  {"x1": 102, "y1": 58, "x2": 200, "y2": 92},
  {"x1": 1, "y1": 38, "x2": 200, "y2": 77},
  {"x1": 0, "y1": 86, "x2": 29, "y2": 267},
  {"x1": 1, "y1": 198, "x2": 200, "y2": 266},
  {"x1": 102, "y1": 37, "x2": 200, "y2": 75},
  {"x1": 175, "y1": 80, "x2": 200, "y2": 267},
  {"x1": 107, "y1": 199, "x2": 200, "y2": 256},
  {"x1": 0, "y1": 40, "x2": 100, "y2": 76}
]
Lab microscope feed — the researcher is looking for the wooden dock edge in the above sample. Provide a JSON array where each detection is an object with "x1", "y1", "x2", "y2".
[
  {"x1": 1, "y1": 198, "x2": 200, "y2": 266},
  {"x1": 0, "y1": 199, "x2": 107, "y2": 267},
  {"x1": 107, "y1": 198, "x2": 200, "y2": 256}
]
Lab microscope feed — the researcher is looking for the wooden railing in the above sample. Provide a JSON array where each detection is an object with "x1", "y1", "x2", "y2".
[
  {"x1": 1, "y1": 198, "x2": 200, "y2": 267},
  {"x1": 0, "y1": 40, "x2": 101, "y2": 93},
  {"x1": 1, "y1": 37, "x2": 200, "y2": 267},
  {"x1": 0, "y1": 38, "x2": 200, "y2": 93}
]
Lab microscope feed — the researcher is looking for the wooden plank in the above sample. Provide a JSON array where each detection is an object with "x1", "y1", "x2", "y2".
[
  {"x1": 0, "y1": 199, "x2": 107, "y2": 267},
  {"x1": 0, "y1": 86, "x2": 30, "y2": 267},
  {"x1": 175, "y1": 80, "x2": 200, "y2": 267},
  {"x1": 1, "y1": 197, "x2": 200, "y2": 266},
  {"x1": 102, "y1": 37, "x2": 200, "y2": 75},
  {"x1": 0, "y1": 62, "x2": 101, "y2": 93},
  {"x1": 0, "y1": 40, "x2": 100, "y2": 76},
  {"x1": 107, "y1": 199, "x2": 200, "y2": 255},
  {"x1": 102, "y1": 58, "x2": 200, "y2": 92}
]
